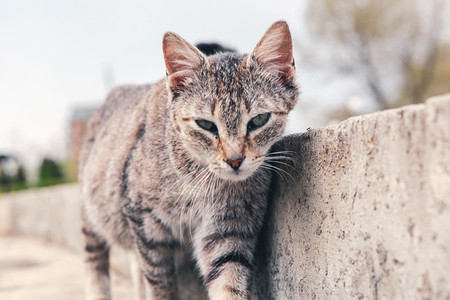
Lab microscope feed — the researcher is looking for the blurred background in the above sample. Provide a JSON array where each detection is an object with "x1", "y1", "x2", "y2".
[{"x1": 1, "y1": 0, "x2": 449, "y2": 193}]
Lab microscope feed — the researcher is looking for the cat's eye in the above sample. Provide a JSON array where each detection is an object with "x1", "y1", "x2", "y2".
[
  {"x1": 195, "y1": 120, "x2": 219, "y2": 136},
  {"x1": 247, "y1": 113, "x2": 271, "y2": 132}
]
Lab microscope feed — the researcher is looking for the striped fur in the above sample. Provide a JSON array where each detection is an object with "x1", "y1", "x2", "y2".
[{"x1": 79, "y1": 21, "x2": 299, "y2": 300}]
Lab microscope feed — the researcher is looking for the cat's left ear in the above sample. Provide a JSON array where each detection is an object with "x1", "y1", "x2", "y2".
[
  {"x1": 163, "y1": 32, "x2": 207, "y2": 94},
  {"x1": 247, "y1": 21, "x2": 295, "y2": 85}
]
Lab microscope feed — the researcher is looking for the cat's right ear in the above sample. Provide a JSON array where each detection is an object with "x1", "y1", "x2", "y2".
[{"x1": 163, "y1": 32, "x2": 207, "y2": 94}]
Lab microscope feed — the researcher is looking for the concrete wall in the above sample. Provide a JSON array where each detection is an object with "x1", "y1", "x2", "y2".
[
  {"x1": 1, "y1": 94, "x2": 449, "y2": 299},
  {"x1": 0, "y1": 183, "x2": 82, "y2": 250},
  {"x1": 0, "y1": 183, "x2": 134, "y2": 277},
  {"x1": 251, "y1": 94, "x2": 450, "y2": 299}
]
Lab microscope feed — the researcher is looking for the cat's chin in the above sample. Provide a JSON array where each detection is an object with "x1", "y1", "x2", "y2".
[{"x1": 215, "y1": 168, "x2": 256, "y2": 182}]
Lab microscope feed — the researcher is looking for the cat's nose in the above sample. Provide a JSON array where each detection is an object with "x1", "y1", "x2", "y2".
[{"x1": 225, "y1": 156, "x2": 244, "y2": 170}]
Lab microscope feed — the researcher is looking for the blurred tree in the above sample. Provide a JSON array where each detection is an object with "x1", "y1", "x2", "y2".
[
  {"x1": 15, "y1": 165, "x2": 27, "y2": 184},
  {"x1": 38, "y1": 158, "x2": 64, "y2": 187},
  {"x1": 302, "y1": 0, "x2": 449, "y2": 114},
  {"x1": 0, "y1": 164, "x2": 8, "y2": 193},
  {"x1": 0, "y1": 156, "x2": 28, "y2": 192}
]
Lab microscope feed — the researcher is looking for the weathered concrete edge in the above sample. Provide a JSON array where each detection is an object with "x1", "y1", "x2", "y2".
[{"x1": 251, "y1": 93, "x2": 450, "y2": 299}]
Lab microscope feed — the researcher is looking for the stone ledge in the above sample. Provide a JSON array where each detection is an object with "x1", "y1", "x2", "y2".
[
  {"x1": 251, "y1": 94, "x2": 450, "y2": 299},
  {"x1": 0, "y1": 183, "x2": 81, "y2": 250}
]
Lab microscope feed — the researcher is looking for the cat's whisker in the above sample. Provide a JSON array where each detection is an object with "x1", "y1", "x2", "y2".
[
  {"x1": 265, "y1": 150, "x2": 296, "y2": 156},
  {"x1": 264, "y1": 159, "x2": 298, "y2": 175},
  {"x1": 207, "y1": 173, "x2": 219, "y2": 204},
  {"x1": 207, "y1": 172, "x2": 219, "y2": 199},
  {"x1": 161, "y1": 171, "x2": 197, "y2": 219},
  {"x1": 264, "y1": 157, "x2": 296, "y2": 166},
  {"x1": 264, "y1": 153, "x2": 299, "y2": 168},
  {"x1": 185, "y1": 168, "x2": 210, "y2": 200},
  {"x1": 264, "y1": 153, "x2": 296, "y2": 163},
  {"x1": 264, "y1": 157, "x2": 300, "y2": 176},
  {"x1": 178, "y1": 167, "x2": 210, "y2": 241},
  {"x1": 259, "y1": 164, "x2": 286, "y2": 181},
  {"x1": 264, "y1": 153, "x2": 296, "y2": 162},
  {"x1": 264, "y1": 156, "x2": 297, "y2": 163},
  {"x1": 206, "y1": 175, "x2": 225, "y2": 240},
  {"x1": 170, "y1": 168, "x2": 199, "y2": 189},
  {"x1": 166, "y1": 169, "x2": 196, "y2": 192},
  {"x1": 186, "y1": 169, "x2": 209, "y2": 223},
  {"x1": 173, "y1": 169, "x2": 201, "y2": 242},
  {"x1": 188, "y1": 170, "x2": 212, "y2": 238},
  {"x1": 260, "y1": 162, "x2": 295, "y2": 182},
  {"x1": 269, "y1": 165, "x2": 295, "y2": 182},
  {"x1": 177, "y1": 168, "x2": 207, "y2": 200},
  {"x1": 192, "y1": 170, "x2": 211, "y2": 203},
  {"x1": 160, "y1": 168, "x2": 199, "y2": 206}
]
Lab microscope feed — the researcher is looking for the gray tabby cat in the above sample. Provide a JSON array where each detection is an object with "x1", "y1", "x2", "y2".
[{"x1": 79, "y1": 20, "x2": 299, "y2": 300}]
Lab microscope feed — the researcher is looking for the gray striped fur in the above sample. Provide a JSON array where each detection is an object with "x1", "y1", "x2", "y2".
[{"x1": 79, "y1": 21, "x2": 299, "y2": 300}]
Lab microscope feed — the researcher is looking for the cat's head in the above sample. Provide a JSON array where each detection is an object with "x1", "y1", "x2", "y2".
[{"x1": 163, "y1": 21, "x2": 299, "y2": 182}]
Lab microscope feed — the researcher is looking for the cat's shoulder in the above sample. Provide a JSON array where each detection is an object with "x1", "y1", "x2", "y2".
[{"x1": 94, "y1": 81, "x2": 164, "y2": 120}]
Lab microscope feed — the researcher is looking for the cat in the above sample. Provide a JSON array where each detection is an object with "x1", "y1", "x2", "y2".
[{"x1": 78, "y1": 20, "x2": 299, "y2": 300}]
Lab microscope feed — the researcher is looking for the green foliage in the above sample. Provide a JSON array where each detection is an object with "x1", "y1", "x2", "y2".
[
  {"x1": 0, "y1": 165, "x2": 8, "y2": 192},
  {"x1": 16, "y1": 166, "x2": 26, "y2": 184},
  {"x1": 0, "y1": 163, "x2": 29, "y2": 193},
  {"x1": 38, "y1": 158, "x2": 64, "y2": 187},
  {"x1": 0, "y1": 157, "x2": 74, "y2": 193}
]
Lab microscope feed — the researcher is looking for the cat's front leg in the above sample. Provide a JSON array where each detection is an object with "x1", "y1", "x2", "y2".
[
  {"x1": 127, "y1": 212, "x2": 179, "y2": 300},
  {"x1": 194, "y1": 219, "x2": 259, "y2": 300}
]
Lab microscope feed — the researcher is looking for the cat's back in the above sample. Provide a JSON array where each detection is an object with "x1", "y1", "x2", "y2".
[
  {"x1": 78, "y1": 79, "x2": 169, "y2": 245},
  {"x1": 78, "y1": 79, "x2": 168, "y2": 196}
]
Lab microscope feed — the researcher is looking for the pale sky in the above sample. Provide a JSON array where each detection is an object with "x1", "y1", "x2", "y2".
[{"x1": 0, "y1": 0, "x2": 351, "y2": 170}]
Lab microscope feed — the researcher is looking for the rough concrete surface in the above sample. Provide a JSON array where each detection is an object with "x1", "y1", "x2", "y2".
[
  {"x1": 251, "y1": 94, "x2": 450, "y2": 299},
  {"x1": 1, "y1": 94, "x2": 449, "y2": 299}
]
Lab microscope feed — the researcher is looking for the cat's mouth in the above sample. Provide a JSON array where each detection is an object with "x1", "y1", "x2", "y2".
[
  {"x1": 214, "y1": 162, "x2": 259, "y2": 182},
  {"x1": 222, "y1": 170, "x2": 251, "y2": 182}
]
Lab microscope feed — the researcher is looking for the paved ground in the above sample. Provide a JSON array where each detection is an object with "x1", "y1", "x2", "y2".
[{"x1": 0, "y1": 236, "x2": 133, "y2": 300}]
